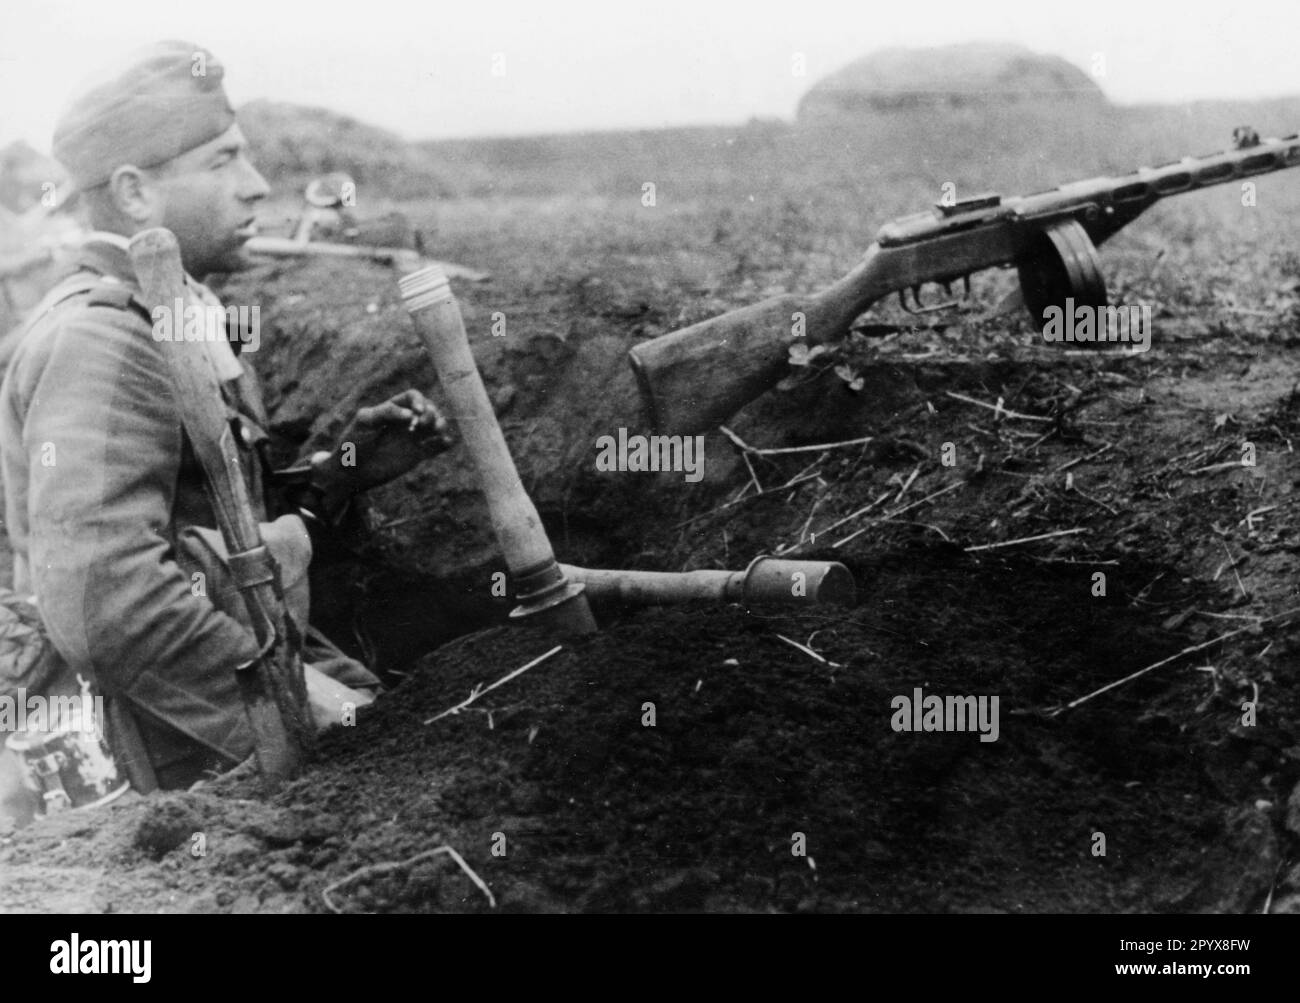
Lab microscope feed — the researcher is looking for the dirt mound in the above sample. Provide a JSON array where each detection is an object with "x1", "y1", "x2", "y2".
[
  {"x1": 237, "y1": 100, "x2": 452, "y2": 201},
  {"x1": 798, "y1": 43, "x2": 1107, "y2": 121},
  {"x1": 0, "y1": 545, "x2": 1290, "y2": 913}
]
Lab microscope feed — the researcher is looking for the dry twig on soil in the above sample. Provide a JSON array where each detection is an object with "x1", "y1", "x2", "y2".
[
  {"x1": 892, "y1": 464, "x2": 921, "y2": 503},
  {"x1": 673, "y1": 470, "x2": 822, "y2": 529},
  {"x1": 1051, "y1": 606, "x2": 1300, "y2": 716},
  {"x1": 1190, "y1": 460, "x2": 1246, "y2": 476},
  {"x1": 716, "y1": 426, "x2": 875, "y2": 456},
  {"x1": 944, "y1": 391, "x2": 1054, "y2": 423},
  {"x1": 1053, "y1": 441, "x2": 1114, "y2": 474},
  {"x1": 1027, "y1": 556, "x2": 1119, "y2": 566},
  {"x1": 964, "y1": 527, "x2": 1088, "y2": 553},
  {"x1": 797, "y1": 496, "x2": 823, "y2": 547},
  {"x1": 1067, "y1": 478, "x2": 1119, "y2": 516},
  {"x1": 424, "y1": 645, "x2": 563, "y2": 725},
  {"x1": 773, "y1": 488, "x2": 889, "y2": 555},
  {"x1": 831, "y1": 481, "x2": 965, "y2": 550},
  {"x1": 321, "y1": 845, "x2": 496, "y2": 913},
  {"x1": 1219, "y1": 539, "x2": 1249, "y2": 599},
  {"x1": 775, "y1": 633, "x2": 842, "y2": 668}
]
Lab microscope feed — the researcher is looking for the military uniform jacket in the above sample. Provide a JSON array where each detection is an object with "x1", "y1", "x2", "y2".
[{"x1": 0, "y1": 239, "x2": 299, "y2": 767}]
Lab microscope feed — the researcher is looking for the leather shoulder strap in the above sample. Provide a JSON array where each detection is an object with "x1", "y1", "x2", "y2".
[
  {"x1": 24, "y1": 272, "x2": 151, "y2": 332},
  {"x1": 83, "y1": 282, "x2": 153, "y2": 324}
]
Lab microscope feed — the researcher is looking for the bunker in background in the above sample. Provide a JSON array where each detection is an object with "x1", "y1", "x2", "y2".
[{"x1": 797, "y1": 43, "x2": 1109, "y2": 122}]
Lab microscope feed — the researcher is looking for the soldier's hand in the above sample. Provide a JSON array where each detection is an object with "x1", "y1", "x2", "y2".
[
  {"x1": 304, "y1": 664, "x2": 376, "y2": 731},
  {"x1": 317, "y1": 389, "x2": 453, "y2": 496}
]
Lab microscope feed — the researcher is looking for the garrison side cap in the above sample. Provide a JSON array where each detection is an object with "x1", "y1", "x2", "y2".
[{"x1": 51, "y1": 40, "x2": 236, "y2": 192}]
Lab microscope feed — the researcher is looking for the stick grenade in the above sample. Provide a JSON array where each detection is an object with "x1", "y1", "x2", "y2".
[
  {"x1": 400, "y1": 265, "x2": 597, "y2": 636},
  {"x1": 129, "y1": 228, "x2": 310, "y2": 788},
  {"x1": 560, "y1": 557, "x2": 856, "y2": 607}
]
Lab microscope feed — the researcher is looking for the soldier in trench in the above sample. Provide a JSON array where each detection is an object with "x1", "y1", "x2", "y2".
[{"x1": 0, "y1": 41, "x2": 453, "y2": 827}]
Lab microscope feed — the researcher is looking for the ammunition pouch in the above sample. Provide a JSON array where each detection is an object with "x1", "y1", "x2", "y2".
[
  {"x1": 175, "y1": 514, "x2": 314, "y2": 639},
  {"x1": 176, "y1": 516, "x2": 380, "y2": 694}
]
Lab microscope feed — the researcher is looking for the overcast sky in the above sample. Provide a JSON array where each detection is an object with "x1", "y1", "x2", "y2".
[{"x1": 3, "y1": 0, "x2": 1297, "y2": 150}]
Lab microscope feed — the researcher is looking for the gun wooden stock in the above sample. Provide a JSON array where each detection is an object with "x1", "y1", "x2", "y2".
[
  {"x1": 630, "y1": 130, "x2": 1300, "y2": 436},
  {"x1": 629, "y1": 252, "x2": 889, "y2": 436}
]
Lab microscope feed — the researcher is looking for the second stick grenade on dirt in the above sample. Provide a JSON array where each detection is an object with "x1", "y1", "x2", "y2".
[
  {"x1": 400, "y1": 265, "x2": 597, "y2": 635},
  {"x1": 560, "y1": 557, "x2": 856, "y2": 606}
]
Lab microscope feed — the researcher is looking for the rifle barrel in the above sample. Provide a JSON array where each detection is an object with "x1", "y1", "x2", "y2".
[
  {"x1": 879, "y1": 132, "x2": 1300, "y2": 248},
  {"x1": 246, "y1": 234, "x2": 419, "y2": 267}
]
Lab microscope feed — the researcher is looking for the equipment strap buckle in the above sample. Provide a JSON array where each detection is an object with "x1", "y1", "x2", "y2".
[{"x1": 226, "y1": 545, "x2": 278, "y2": 591}]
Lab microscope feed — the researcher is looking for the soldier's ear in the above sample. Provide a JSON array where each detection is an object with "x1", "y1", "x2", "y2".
[{"x1": 105, "y1": 164, "x2": 158, "y2": 227}]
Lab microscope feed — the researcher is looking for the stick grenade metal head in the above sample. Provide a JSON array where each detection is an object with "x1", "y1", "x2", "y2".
[
  {"x1": 400, "y1": 265, "x2": 597, "y2": 636},
  {"x1": 737, "y1": 557, "x2": 856, "y2": 606}
]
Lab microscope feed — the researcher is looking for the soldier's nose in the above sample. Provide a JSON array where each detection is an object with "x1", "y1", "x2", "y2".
[{"x1": 241, "y1": 163, "x2": 271, "y2": 202}]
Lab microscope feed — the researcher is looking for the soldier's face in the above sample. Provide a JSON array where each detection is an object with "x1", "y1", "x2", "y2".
[{"x1": 150, "y1": 123, "x2": 269, "y2": 276}]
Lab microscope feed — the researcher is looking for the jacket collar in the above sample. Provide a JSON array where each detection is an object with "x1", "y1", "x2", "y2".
[
  {"x1": 71, "y1": 232, "x2": 138, "y2": 287},
  {"x1": 65, "y1": 232, "x2": 248, "y2": 380}
]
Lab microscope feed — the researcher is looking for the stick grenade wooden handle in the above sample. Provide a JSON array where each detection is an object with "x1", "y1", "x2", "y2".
[
  {"x1": 129, "y1": 227, "x2": 308, "y2": 788},
  {"x1": 400, "y1": 266, "x2": 597, "y2": 636},
  {"x1": 560, "y1": 558, "x2": 856, "y2": 606}
]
